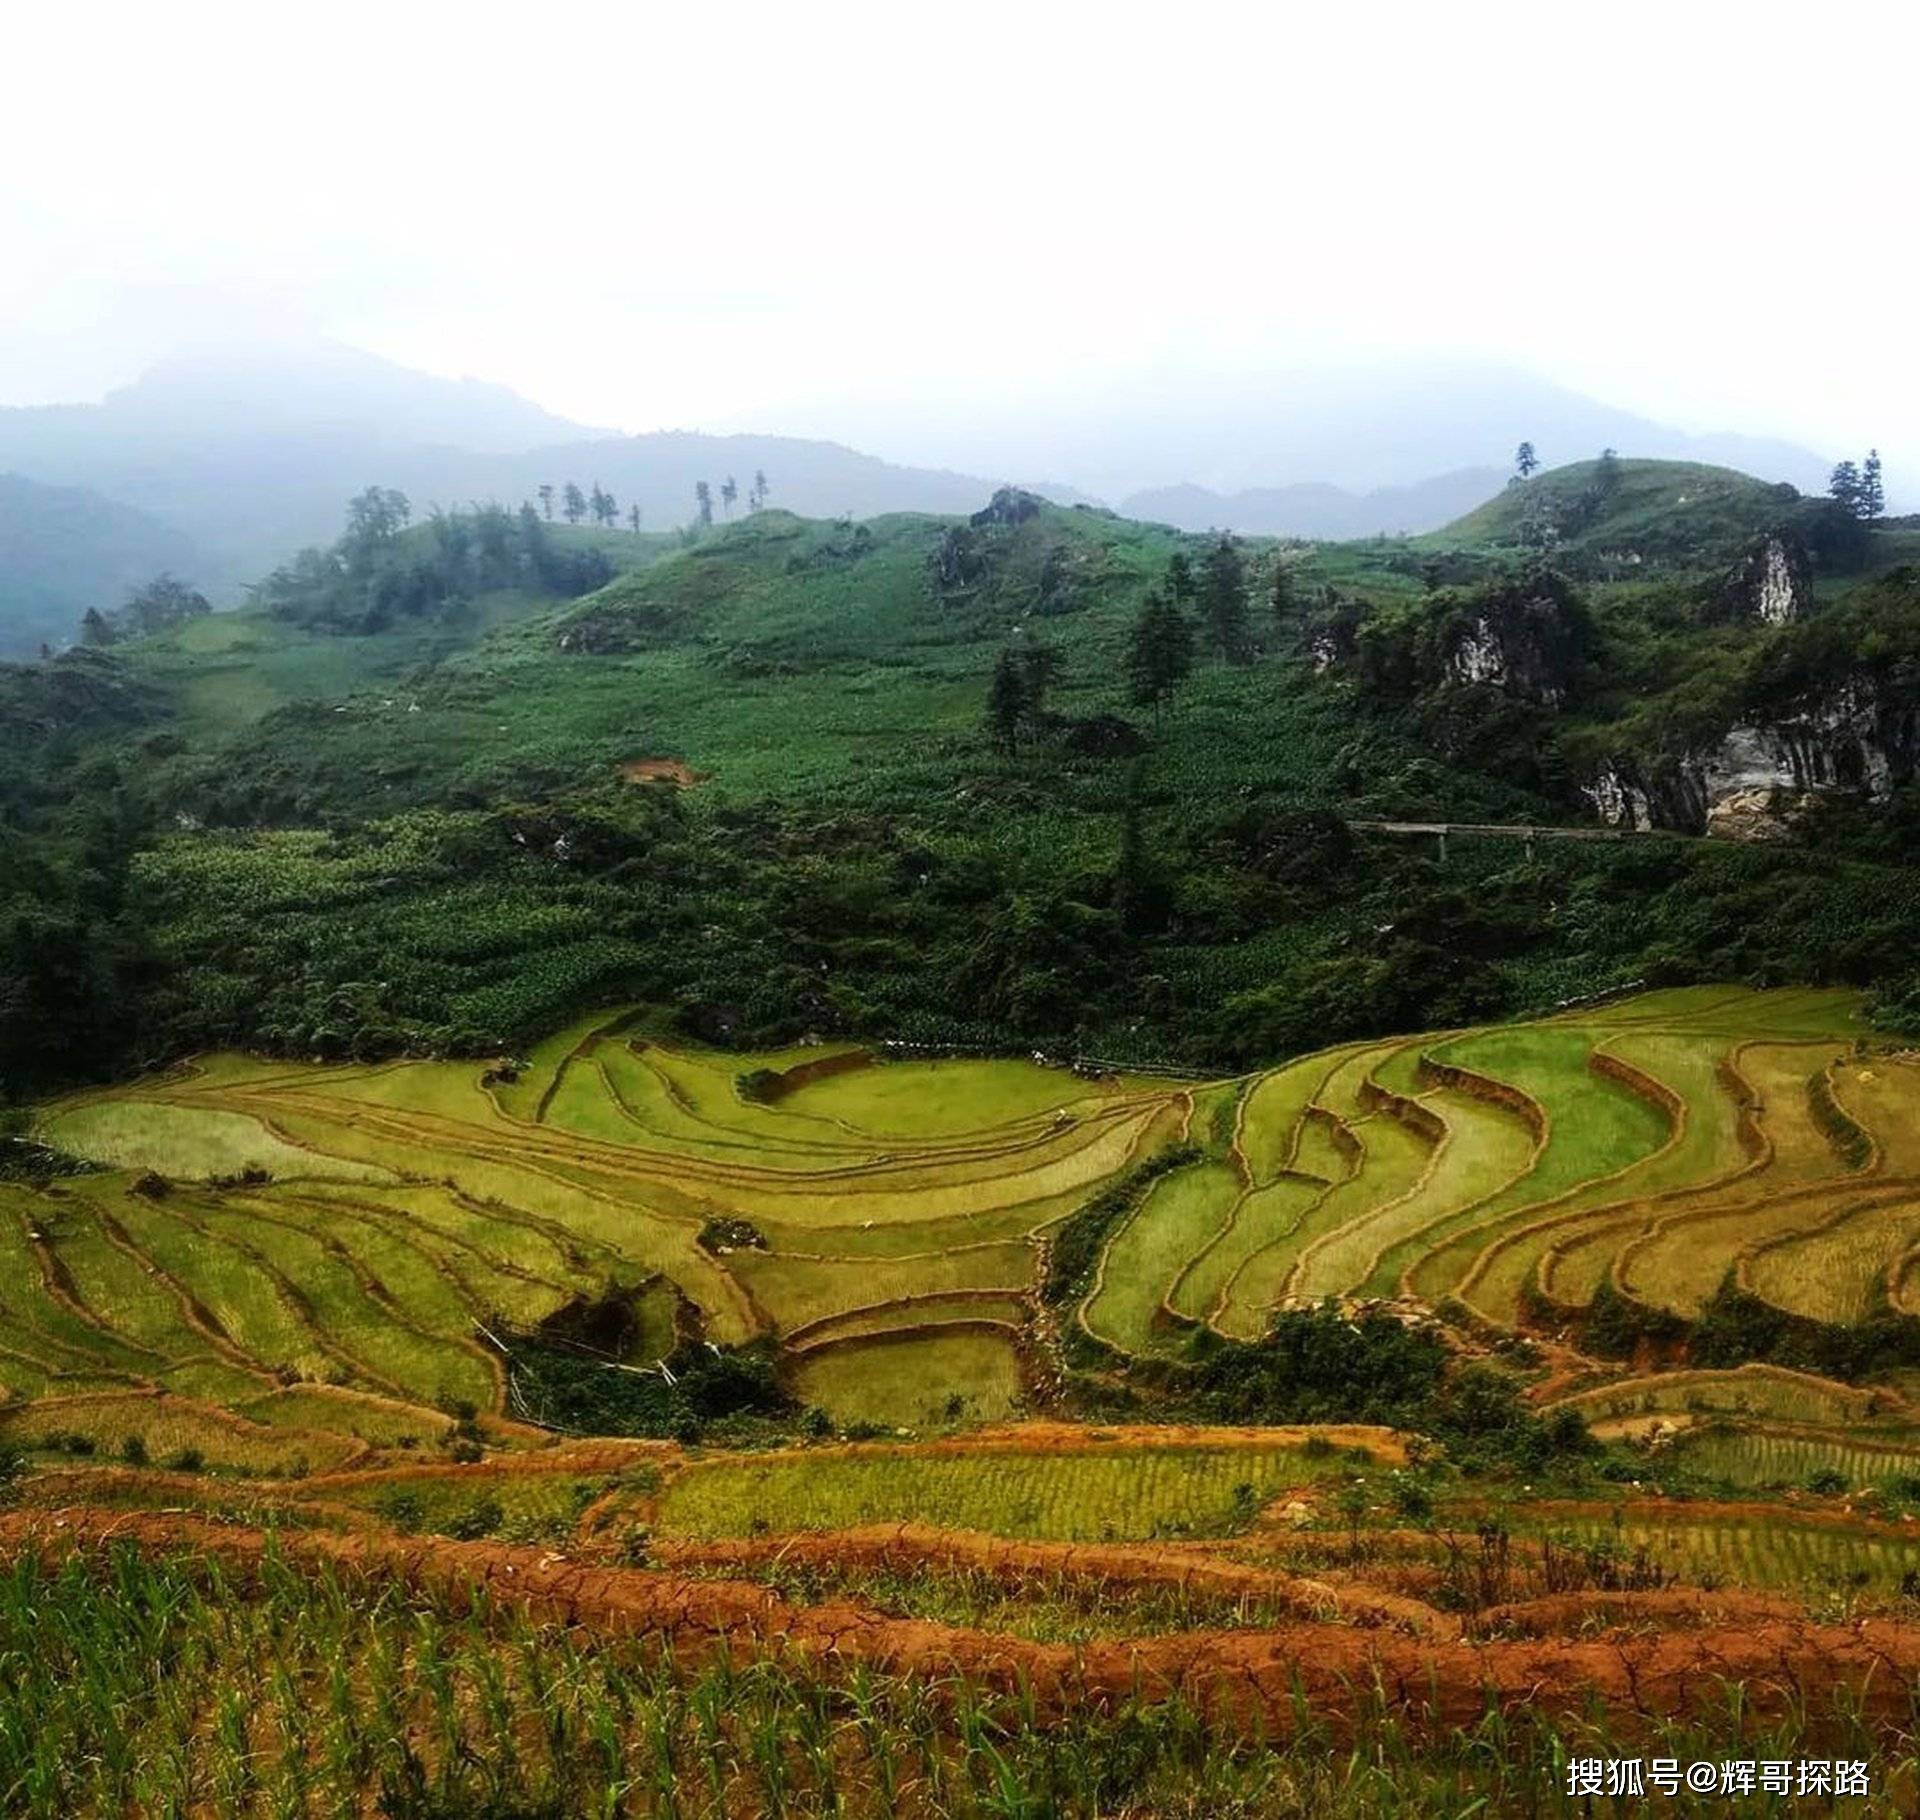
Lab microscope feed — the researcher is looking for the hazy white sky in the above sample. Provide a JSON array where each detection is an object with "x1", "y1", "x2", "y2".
[{"x1": 3, "y1": 0, "x2": 1914, "y2": 465}]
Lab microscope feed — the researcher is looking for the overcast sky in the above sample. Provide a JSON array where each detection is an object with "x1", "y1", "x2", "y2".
[{"x1": 3, "y1": 0, "x2": 1914, "y2": 474}]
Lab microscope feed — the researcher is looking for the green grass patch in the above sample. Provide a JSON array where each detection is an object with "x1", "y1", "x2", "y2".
[
  {"x1": 658, "y1": 1440, "x2": 1340, "y2": 1540},
  {"x1": 789, "y1": 1328, "x2": 1027, "y2": 1429}
]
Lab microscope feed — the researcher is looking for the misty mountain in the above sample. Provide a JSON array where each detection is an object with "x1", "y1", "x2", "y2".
[
  {"x1": 0, "y1": 473, "x2": 203, "y2": 658},
  {"x1": 0, "y1": 344, "x2": 1853, "y2": 643},
  {"x1": 836, "y1": 357, "x2": 1839, "y2": 506},
  {"x1": 1119, "y1": 468, "x2": 1507, "y2": 537},
  {"x1": 496, "y1": 432, "x2": 1092, "y2": 534},
  {"x1": 0, "y1": 343, "x2": 1086, "y2": 600}
]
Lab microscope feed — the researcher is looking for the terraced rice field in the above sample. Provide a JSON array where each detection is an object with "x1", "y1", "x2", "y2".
[
  {"x1": 789, "y1": 1328, "x2": 1029, "y2": 1427},
  {"x1": 11, "y1": 989, "x2": 1916, "y2": 1462},
  {"x1": 20, "y1": 1023, "x2": 1186, "y2": 1444},
  {"x1": 1538, "y1": 1507, "x2": 1920, "y2": 1597},
  {"x1": 653, "y1": 1435, "x2": 1363, "y2": 1540},
  {"x1": 1667, "y1": 1425, "x2": 1920, "y2": 1493},
  {"x1": 1548, "y1": 1366, "x2": 1886, "y2": 1431}
]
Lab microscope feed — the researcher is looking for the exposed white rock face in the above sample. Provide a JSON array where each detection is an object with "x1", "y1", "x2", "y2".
[
  {"x1": 1708, "y1": 685, "x2": 1904, "y2": 801},
  {"x1": 1754, "y1": 538, "x2": 1801, "y2": 624},
  {"x1": 1717, "y1": 530, "x2": 1812, "y2": 626},
  {"x1": 1449, "y1": 618, "x2": 1506, "y2": 688},
  {"x1": 1307, "y1": 630, "x2": 1343, "y2": 673},
  {"x1": 1701, "y1": 725, "x2": 1800, "y2": 801},
  {"x1": 1586, "y1": 676, "x2": 1916, "y2": 842},
  {"x1": 1443, "y1": 603, "x2": 1569, "y2": 706},
  {"x1": 1697, "y1": 682, "x2": 1911, "y2": 838},
  {"x1": 1696, "y1": 718, "x2": 1870, "y2": 841},
  {"x1": 1581, "y1": 765, "x2": 1654, "y2": 830}
]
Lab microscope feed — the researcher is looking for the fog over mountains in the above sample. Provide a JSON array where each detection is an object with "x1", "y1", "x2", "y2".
[
  {"x1": 0, "y1": 474, "x2": 201, "y2": 655},
  {"x1": 921, "y1": 356, "x2": 1839, "y2": 513},
  {"x1": 0, "y1": 339, "x2": 1847, "y2": 654}
]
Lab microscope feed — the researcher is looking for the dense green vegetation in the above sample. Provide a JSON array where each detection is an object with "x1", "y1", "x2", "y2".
[
  {"x1": 509, "y1": 1337, "x2": 793, "y2": 1441},
  {"x1": 253, "y1": 487, "x2": 625, "y2": 634},
  {"x1": 5, "y1": 463, "x2": 1919, "y2": 1111}
]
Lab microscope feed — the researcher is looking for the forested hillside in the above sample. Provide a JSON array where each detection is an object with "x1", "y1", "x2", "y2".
[{"x1": 3, "y1": 462, "x2": 1917, "y2": 1106}]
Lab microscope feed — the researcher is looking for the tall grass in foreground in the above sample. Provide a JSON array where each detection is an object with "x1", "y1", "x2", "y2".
[{"x1": 0, "y1": 1545, "x2": 1911, "y2": 1817}]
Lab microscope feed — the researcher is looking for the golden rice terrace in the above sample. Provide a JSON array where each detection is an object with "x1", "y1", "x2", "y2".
[{"x1": 7, "y1": 985, "x2": 1918, "y2": 1469}]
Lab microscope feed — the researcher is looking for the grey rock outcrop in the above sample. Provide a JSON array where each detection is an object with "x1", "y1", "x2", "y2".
[
  {"x1": 1584, "y1": 674, "x2": 1920, "y2": 840},
  {"x1": 970, "y1": 487, "x2": 1044, "y2": 529},
  {"x1": 1441, "y1": 590, "x2": 1582, "y2": 706},
  {"x1": 1302, "y1": 598, "x2": 1364, "y2": 673},
  {"x1": 1710, "y1": 529, "x2": 1813, "y2": 626}
]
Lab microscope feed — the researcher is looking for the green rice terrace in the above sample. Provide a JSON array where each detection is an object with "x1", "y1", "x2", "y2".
[
  {"x1": 15, "y1": 885, "x2": 1920, "y2": 1813},
  {"x1": 19, "y1": 916, "x2": 1920, "y2": 1816},
  {"x1": 11, "y1": 980, "x2": 1920, "y2": 1490}
]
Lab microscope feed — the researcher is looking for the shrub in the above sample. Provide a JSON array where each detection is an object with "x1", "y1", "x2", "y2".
[
  {"x1": 375, "y1": 1490, "x2": 423, "y2": 1532},
  {"x1": 445, "y1": 1496, "x2": 504, "y2": 1540}
]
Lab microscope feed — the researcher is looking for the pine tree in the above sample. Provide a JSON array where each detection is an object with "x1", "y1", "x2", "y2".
[
  {"x1": 985, "y1": 649, "x2": 1029, "y2": 750},
  {"x1": 516, "y1": 501, "x2": 547, "y2": 567},
  {"x1": 1165, "y1": 552, "x2": 1196, "y2": 605},
  {"x1": 751, "y1": 469, "x2": 769, "y2": 510},
  {"x1": 1270, "y1": 555, "x2": 1295, "y2": 626},
  {"x1": 628, "y1": 504, "x2": 642, "y2": 533},
  {"x1": 1829, "y1": 460, "x2": 1861, "y2": 514},
  {"x1": 537, "y1": 484, "x2": 554, "y2": 521},
  {"x1": 1111, "y1": 758, "x2": 1154, "y2": 936},
  {"x1": 1861, "y1": 449, "x2": 1886, "y2": 520},
  {"x1": 1199, "y1": 533, "x2": 1254, "y2": 663},
  {"x1": 1515, "y1": 441, "x2": 1540, "y2": 479},
  {"x1": 1126, "y1": 593, "x2": 1194, "y2": 709},
  {"x1": 721, "y1": 476, "x2": 739, "y2": 518},
  {"x1": 695, "y1": 481, "x2": 713, "y2": 528},
  {"x1": 1021, "y1": 640, "x2": 1064, "y2": 725},
  {"x1": 562, "y1": 482, "x2": 587, "y2": 525},
  {"x1": 79, "y1": 606, "x2": 118, "y2": 647}
]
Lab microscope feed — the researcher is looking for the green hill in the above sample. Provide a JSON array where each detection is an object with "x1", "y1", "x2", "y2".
[
  {"x1": 3, "y1": 478, "x2": 1919, "y2": 1101},
  {"x1": 1432, "y1": 456, "x2": 1861, "y2": 572}
]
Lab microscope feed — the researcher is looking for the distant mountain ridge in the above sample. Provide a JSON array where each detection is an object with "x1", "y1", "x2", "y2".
[
  {"x1": 0, "y1": 342, "x2": 1857, "y2": 652},
  {"x1": 1121, "y1": 468, "x2": 1507, "y2": 537},
  {"x1": 0, "y1": 344, "x2": 1091, "y2": 603},
  {"x1": 0, "y1": 473, "x2": 202, "y2": 658},
  {"x1": 833, "y1": 356, "x2": 1842, "y2": 507}
]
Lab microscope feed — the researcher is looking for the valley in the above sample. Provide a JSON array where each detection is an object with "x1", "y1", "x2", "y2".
[{"x1": 7, "y1": 458, "x2": 1920, "y2": 1814}]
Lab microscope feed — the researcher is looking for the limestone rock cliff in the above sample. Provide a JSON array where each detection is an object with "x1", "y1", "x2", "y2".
[
  {"x1": 1440, "y1": 586, "x2": 1583, "y2": 707},
  {"x1": 1583, "y1": 673, "x2": 1920, "y2": 840},
  {"x1": 1302, "y1": 595, "x2": 1365, "y2": 673},
  {"x1": 1707, "y1": 529, "x2": 1814, "y2": 627}
]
